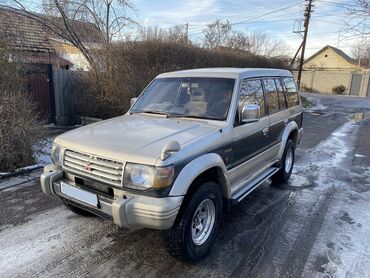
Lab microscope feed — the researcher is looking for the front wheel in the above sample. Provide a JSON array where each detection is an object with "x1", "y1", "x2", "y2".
[
  {"x1": 272, "y1": 139, "x2": 295, "y2": 184},
  {"x1": 163, "y1": 182, "x2": 222, "y2": 262}
]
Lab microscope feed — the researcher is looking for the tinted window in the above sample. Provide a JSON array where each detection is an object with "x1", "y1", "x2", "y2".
[
  {"x1": 275, "y1": 78, "x2": 287, "y2": 109},
  {"x1": 283, "y1": 77, "x2": 300, "y2": 107},
  {"x1": 264, "y1": 79, "x2": 280, "y2": 114},
  {"x1": 239, "y1": 79, "x2": 266, "y2": 116}
]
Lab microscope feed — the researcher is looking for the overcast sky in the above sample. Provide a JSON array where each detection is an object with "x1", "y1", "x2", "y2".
[{"x1": 133, "y1": 0, "x2": 360, "y2": 57}]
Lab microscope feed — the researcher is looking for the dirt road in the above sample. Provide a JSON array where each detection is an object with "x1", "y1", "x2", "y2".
[{"x1": 1, "y1": 94, "x2": 370, "y2": 278}]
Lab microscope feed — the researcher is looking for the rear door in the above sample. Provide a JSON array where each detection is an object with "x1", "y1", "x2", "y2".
[
  {"x1": 229, "y1": 78, "x2": 270, "y2": 187},
  {"x1": 263, "y1": 78, "x2": 289, "y2": 160}
]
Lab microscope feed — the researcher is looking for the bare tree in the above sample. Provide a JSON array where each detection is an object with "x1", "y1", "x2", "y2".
[
  {"x1": 351, "y1": 39, "x2": 370, "y2": 67},
  {"x1": 138, "y1": 25, "x2": 188, "y2": 44},
  {"x1": 202, "y1": 19, "x2": 286, "y2": 57},
  {"x1": 245, "y1": 31, "x2": 286, "y2": 57},
  {"x1": 345, "y1": 0, "x2": 370, "y2": 36},
  {"x1": 202, "y1": 19, "x2": 233, "y2": 49}
]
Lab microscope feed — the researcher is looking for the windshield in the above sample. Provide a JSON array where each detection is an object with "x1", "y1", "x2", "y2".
[{"x1": 131, "y1": 77, "x2": 235, "y2": 120}]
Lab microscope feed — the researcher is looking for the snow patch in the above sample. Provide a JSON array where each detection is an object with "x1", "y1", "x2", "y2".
[
  {"x1": 294, "y1": 121, "x2": 358, "y2": 190},
  {"x1": 303, "y1": 187, "x2": 370, "y2": 277},
  {"x1": 288, "y1": 174, "x2": 311, "y2": 187},
  {"x1": 303, "y1": 96, "x2": 328, "y2": 112},
  {"x1": 34, "y1": 137, "x2": 53, "y2": 166},
  {"x1": 0, "y1": 207, "x2": 116, "y2": 277}
]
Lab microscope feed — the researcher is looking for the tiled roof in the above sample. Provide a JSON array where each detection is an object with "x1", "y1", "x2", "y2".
[
  {"x1": 0, "y1": 7, "x2": 102, "y2": 53},
  {"x1": 0, "y1": 8, "x2": 54, "y2": 53}
]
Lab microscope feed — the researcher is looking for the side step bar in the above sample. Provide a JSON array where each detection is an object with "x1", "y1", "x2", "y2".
[{"x1": 231, "y1": 167, "x2": 279, "y2": 204}]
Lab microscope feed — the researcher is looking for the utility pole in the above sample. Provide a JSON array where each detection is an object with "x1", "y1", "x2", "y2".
[
  {"x1": 297, "y1": 0, "x2": 314, "y2": 89},
  {"x1": 185, "y1": 23, "x2": 189, "y2": 44}
]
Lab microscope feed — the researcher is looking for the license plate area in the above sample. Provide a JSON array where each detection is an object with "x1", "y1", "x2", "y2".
[{"x1": 61, "y1": 181, "x2": 98, "y2": 207}]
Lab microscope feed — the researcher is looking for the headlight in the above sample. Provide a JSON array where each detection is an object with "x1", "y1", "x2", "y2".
[
  {"x1": 123, "y1": 163, "x2": 174, "y2": 191},
  {"x1": 51, "y1": 143, "x2": 64, "y2": 166}
]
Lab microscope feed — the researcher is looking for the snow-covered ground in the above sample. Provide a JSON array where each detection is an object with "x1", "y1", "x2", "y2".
[
  {"x1": 0, "y1": 208, "x2": 116, "y2": 277},
  {"x1": 292, "y1": 120, "x2": 370, "y2": 277}
]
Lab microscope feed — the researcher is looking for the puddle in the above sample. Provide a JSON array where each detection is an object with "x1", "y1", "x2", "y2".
[{"x1": 350, "y1": 112, "x2": 370, "y2": 122}]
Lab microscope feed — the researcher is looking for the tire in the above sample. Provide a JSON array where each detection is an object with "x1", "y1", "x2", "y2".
[
  {"x1": 272, "y1": 139, "x2": 295, "y2": 184},
  {"x1": 64, "y1": 202, "x2": 95, "y2": 217},
  {"x1": 163, "y1": 182, "x2": 223, "y2": 262}
]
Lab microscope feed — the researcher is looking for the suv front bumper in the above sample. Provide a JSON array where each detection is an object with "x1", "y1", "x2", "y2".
[{"x1": 40, "y1": 164, "x2": 183, "y2": 230}]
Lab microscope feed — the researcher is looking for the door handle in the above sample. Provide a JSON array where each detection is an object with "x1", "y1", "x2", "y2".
[{"x1": 263, "y1": 127, "x2": 269, "y2": 136}]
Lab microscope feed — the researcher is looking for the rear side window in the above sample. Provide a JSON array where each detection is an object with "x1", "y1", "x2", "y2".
[
  {"x1": 283, "y1": 77, "x2": 300, "y2": 107},
  {"x1": 263, "y1": 79, "x2": 280, "y2": 114},
  {"x1": 239, "y1": 79, "x2": 266, "y2": 116},
  {"x1": 275, "y1": 78, "x2": 287, "y2": 109}
]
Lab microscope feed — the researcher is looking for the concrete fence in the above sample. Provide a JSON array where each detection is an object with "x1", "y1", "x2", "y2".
[{"x1": 293, "y1": 70, "x2": 370, "y2": 97}]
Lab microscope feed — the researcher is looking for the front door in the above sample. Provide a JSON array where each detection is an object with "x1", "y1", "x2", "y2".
[{"x1": 229, "y1": 78, "x2": 270, "y2": 189}]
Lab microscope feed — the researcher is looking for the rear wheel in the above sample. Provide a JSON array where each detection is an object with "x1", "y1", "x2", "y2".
[
  {"x1": 272, "y1": 139, "x2": 295, "y2": 184},
  {"x1": 63, "y1": 202, "x2": 95, "y2": 217},
  {"x1": 163, "y1": 182, "x2": 222, "y2": 262}
]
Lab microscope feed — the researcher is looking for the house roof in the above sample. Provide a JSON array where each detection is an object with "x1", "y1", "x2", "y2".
[
  {"x1": 0, "y1": 7, "x2": 102, "y2": 53},
  {"x1": 304, "y1": 45, "x2": 357, "y2": 65},
  {"x1": 0, "y1": 7, "x2": 54, "y2": 53}
]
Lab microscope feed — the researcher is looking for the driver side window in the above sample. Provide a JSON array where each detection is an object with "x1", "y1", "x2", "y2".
[{"x1": 239, "y1": 79, "x2": 266, "y2": 116}]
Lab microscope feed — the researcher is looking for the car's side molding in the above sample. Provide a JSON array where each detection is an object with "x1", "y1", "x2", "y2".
[
  {"x1": 169, "y1": 153, "x2": 231, "y2": 198},
  {"x1": 277, "y1": 121, "x2": 299, "y2": 158}
]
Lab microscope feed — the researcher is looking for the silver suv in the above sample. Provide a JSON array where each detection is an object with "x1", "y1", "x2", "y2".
[{"x1": 41, "y1": 68, "x2": 303, "y2": 262}]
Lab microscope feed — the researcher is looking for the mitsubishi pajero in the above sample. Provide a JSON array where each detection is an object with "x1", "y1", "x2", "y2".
[{"x1": 41, "y1": 68, "x2": 303, "y2": 262}]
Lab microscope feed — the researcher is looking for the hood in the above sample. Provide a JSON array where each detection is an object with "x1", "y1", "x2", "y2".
[{"x1": 55, "y1": 114, "x2": 219, "y2": 165}]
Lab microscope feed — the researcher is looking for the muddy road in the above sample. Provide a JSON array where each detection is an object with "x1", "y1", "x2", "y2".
[{"x1": 1, "y1": 93, "x2": 370, "y2": 278}]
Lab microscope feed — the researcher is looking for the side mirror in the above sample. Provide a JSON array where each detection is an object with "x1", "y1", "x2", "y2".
[
  {"x1": 130, "y1": 97, "x2": 138, "y2": 107},
  {"x1": 241, "y1": 104, "x2": 260, "y2": 123}
]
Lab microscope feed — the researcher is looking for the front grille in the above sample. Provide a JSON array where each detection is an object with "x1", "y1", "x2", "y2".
[{"x1": 63, "y1": 150, "x2": 124, "y2": 187}]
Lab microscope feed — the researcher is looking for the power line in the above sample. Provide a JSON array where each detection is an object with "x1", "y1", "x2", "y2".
[{"x1": 187, "y1": 1, "x2": 305, "y2": 37}]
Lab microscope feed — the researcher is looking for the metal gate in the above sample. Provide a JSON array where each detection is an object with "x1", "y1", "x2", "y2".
[
  {"x1": 367, "y1": 76, "x2": 370, "y2": 97},
  {"x1": 29, "y1": 73, "x2": 51, "y2": 121},
  {"x1": 349, "y1": 73, "x2": 362, "y2": 96}
]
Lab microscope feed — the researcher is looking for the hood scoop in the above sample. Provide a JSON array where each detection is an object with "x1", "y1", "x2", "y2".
[{"x1": 160, "y1": 140, "x2": 181, "y2": 160}]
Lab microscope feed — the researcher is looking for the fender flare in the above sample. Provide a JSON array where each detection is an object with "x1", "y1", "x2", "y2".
[
  {"x1": 169, "y1": 153, "x2": 231, "y2": 198},
  {"x1": 277, "y1": 121, "x2": 299, "y2": 158}
]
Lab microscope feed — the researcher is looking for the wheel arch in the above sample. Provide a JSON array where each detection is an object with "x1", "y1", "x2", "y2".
[
  {"x1": 277, "y1": 121, "x2": 299, "y2": 158},
  {"x1": 169, "y1": 153, "x2": 231, "y2": 199}
]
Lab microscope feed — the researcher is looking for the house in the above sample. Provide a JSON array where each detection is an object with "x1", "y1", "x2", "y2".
[
  {"x1": 299, "y1": 45, "x2": 369, "y2": 97},
  {"x1": 0, "y1": 7, "x2": 100, "y2": 71},
  {"x1": 0, "y1": 7, "x2": 101, "y2": 122},
  {"x1": 303, "y1": 45, "x2": 361, "y2": 71}
]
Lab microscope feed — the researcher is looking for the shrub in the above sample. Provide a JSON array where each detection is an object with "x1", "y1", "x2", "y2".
[
  {"x1": 78, "y1": 41, "x2": 287, "y2": 119},
  {"x1": 0, "y1": 46, "x2": 43, "y2": 172},
  {"x1": 332, "y1": 85, "x2": 346, "y2": 95}
]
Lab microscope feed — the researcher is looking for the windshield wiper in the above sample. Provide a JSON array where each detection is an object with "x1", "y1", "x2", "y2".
[
  {"x1": 172, "y1": 115, "x2": 220, "y2": 120},
  {"x1": 132, "y1": 110, "x2": 171, "y2": 117}
]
